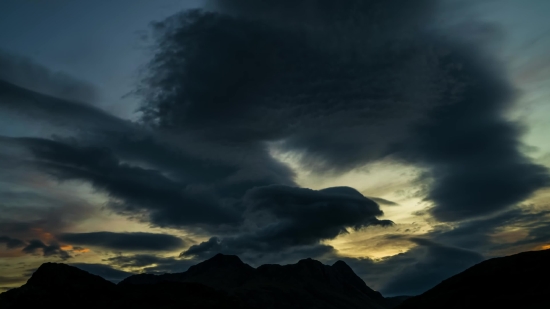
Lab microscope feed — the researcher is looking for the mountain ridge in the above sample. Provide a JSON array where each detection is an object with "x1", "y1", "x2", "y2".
[
  {"x1": 3, "y1": 249, "x2": 549, "y2": 309},
  {"x1": 0, "y1": 254, "x2": 390, "y2": 309},
  {"x1": 121, "y1": 253, "x2": 390, "y2": 309}
]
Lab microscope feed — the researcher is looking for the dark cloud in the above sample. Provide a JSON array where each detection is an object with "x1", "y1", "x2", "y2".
[
  {"x1": 0, "y1": 79, "x2": 128, "y2": 134},
  {"x1": 395, "y1": 45, "x2": 550, "y2": 221},
  {"x1": 3, "y1": 0, "x2": 543, "y2": 255},
  {"x1": 182, "y1": 186, "x2": 391, "y2": 260},
  {"x1": 0, "y1": 236, "x2": 25, "y2": 249},
  {"x1": 2, "y1": 137, "x2": 242, "y2": 229},
  {"x1": 0, "y1": 80, "x2": 294, "y2": 230},
  {"x1": 429, "y1": 207, "x2": 550, "y2": 255},
  {"x1": 70, "y1": 263, "x2": 132, "y2": 283},
  {"x1": 22, "y1": 240, "x2": 71, "y2": 260},
  {"x1": 58, "y1": 232, "x2": 187, "y2": 252},
  {"x1": 139, "y1": 7, "x2": 444, "y2": 173},
  {"x1": 0, "y1": 50, "x2": 99, "y2": 104},
  {"x1": 209, "y1": 0, "x2": 436, "y2": 37},
  {"x1": 242, "y1": 186, "x2": 392, "y2": 245},
  {"x1": 138, "y1": 0, "x2": 548, "y2": 223}
]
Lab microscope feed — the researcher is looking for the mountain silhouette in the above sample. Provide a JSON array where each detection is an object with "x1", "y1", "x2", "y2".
[
  {"x1": 0, "y1": 260, "x2": 250, "y2": 309},
  {"x1": 397, "y1": 249, "x2": 550, "y2": 309},
  {"x1": 121, "y1": 254, "x2": 389, "y2": 309},
  {"x1": 2, "y1": 249, "x2": 549, "y2": 309},
  {"x1": 0, "y1": 254, "x2": 388, "y2": 309}
]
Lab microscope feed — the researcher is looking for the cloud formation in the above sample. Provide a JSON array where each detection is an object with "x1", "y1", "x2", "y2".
[
  {"x1": 0, "y1": 51, "x2": 99, "y2": 104},
  {"x1": 22, "y1": 240, "x2": 71, "y2": 260},
  {"x1": 1, "y1": 135, "x2": 242, "y2": 229},
  {"x1": 182, "y1": 186, "x2": 391, "y2": 260},
  {"x1": 137, "y1": 0, "x2": 549, "y2": 224},
  {"x1": 58, "y1": 232, "x2": 187, "y2": 252},
  {"x1": 0, "y1": 236, "x2": 25, "y2": 249}
]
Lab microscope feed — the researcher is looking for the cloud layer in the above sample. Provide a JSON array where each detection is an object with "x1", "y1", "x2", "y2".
[{"x1": 58, "y1": 232, "x2": 187, "y2": 252}]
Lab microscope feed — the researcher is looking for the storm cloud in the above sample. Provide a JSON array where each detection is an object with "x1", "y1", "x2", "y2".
[
  {"x1": 138, "y1": 0, "x2": 548, "y2": 224},
  {"x1": 182, "y1": 186, "x2": 391, "y2": 260},
  {"x1": 0, "y1": 82, "x2": 294, "y2": 231},
  {"x1": 2, "y1": 0, "x2": 545, "y2": 242},
  {"x1": 0, "y1": 136, "x2": 242, "y2": 229}
]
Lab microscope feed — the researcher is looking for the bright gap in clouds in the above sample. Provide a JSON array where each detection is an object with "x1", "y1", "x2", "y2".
[{"x1": 268, "y1": 143, "x2": 433, "y2": 259}]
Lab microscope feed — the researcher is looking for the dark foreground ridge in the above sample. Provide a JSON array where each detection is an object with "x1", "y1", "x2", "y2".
[
  {"x1": 1, "y1": 249, "x2": 549, "y2": 309},
  {"x1": 397, "y1": 249, "x2": 550, "y2": 309},
  {"x1": 0, "y1": 254, "x2": 391, "y2": 309}
]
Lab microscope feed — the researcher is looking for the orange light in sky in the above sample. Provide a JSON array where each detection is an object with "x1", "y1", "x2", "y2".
[
  {"x1": 541, "y1": 244, "x2": 550, "y2": 250},
  {"x1": 60, "y1": 245, "x2": 90, "y2": 253}
]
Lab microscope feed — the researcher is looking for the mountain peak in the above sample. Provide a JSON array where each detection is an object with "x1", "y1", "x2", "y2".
[
  {"x1": 297, "y1": 257, "x2": 323, "y2": 265},
  {"x1": 207, "y1": 253, "x2": 246, "y2": 265},
  {"x1": 188, "y1": 253, "x2": 252, "y2": 274},
  {"x1": 27, "y1": 262, "x2": 115, "y2": 289},
  {"x1": 332, "y1": 260, "x2": 352, "y2": 270}
]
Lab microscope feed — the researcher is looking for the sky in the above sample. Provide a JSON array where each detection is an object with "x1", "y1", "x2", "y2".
[{"x1": 0, "y1": 0, "x2": 549, "y2": 297}]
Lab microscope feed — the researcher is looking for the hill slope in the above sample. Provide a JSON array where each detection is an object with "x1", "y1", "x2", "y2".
[{"x1": 397, "y1": 249, "x2": 550, "y2": 309}]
